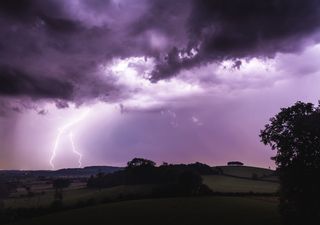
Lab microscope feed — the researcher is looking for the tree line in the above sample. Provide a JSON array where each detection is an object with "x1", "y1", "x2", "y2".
[{"x1": 87, "y1": 158, "x2": 219, "y2": 196}]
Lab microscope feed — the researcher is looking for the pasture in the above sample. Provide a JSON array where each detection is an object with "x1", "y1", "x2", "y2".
[
  {"x1": 4, "y1": 184, "x2": 154, "y2": 209},
  {"x1": 203, "y1": 175, "x2": 279, "y2": 193},
  {"x1": 216, "y1": 166, "x2": 277, "y2": 180},
  {"x1": 3, "y1": 166, "x2": 279, "y2": 209}
]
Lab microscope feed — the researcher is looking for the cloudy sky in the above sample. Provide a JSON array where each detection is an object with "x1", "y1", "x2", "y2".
[{"x1": 1, "y1": 0, "x2": 320, "y2": 170}]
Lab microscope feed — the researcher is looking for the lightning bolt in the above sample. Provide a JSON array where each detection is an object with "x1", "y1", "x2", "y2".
[
  {"x1": 69, "y1": 132, "x2": 82, "y2": 168},
  {"x1": 50, "y1": 109, "x2": 90, "y2": 169}
]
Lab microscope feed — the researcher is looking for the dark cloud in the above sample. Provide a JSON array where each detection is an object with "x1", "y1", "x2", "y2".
[
  {"x1": 1, "y1": 0, "x2": 320, "y2": 113},
  {"x1": 0, "y1": 0, "x2": 36, "y2": 19},
  {"x1": 151, "y1": 0, "x2": 320, "y2": 80},
  {"x1": 0, "y1": 66, "x2": 73, "y2": 99},
  {"x1": 232, "y1": 60, "x2": 242, "y2": 70},
  {"x1": 0, "y1": 0, "x2": 65, "y2": 22},
  {"x1": 0, "y1": 0, "x2": 190, "y2": 113},
  {"x1": 55, "y1": 100, "x2": 69, "y2": 109},
  {"x1": 41, "y1": 16, "x2": 84, "y2": 34}
]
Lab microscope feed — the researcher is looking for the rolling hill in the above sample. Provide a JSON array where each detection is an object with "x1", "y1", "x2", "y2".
[{"x1": 214, "y1": 165, "x2": 278, "y2": 181}]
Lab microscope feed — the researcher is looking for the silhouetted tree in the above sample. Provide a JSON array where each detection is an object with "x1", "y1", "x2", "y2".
[
  {"x1": 161, "y1": 162, "x2": 169, "y2": 166},
  {"x1": 52, "y1": 178, "x2": 71, "y2": 201},
  {"x1": 86, "y1": 158, "x2": 214, "y2": 197},
  {"x1": 227, "y1": 161, "x2": 244, "y2": 166},
  {"x1": 126, "y1": 158, "x2": 157, "y2": 184},
  {"x1": 187, "y1": 162, "x2": 215, "y2": 175},
  {"x1": 87, "y1": 172, "x2": 125, "y2": 189},
  {"x1": 260, "y1": 101, "x2": 320, "y2": 224},
  {"x1": 126, "y1": 158, "x2": 156, "y2": 169}
]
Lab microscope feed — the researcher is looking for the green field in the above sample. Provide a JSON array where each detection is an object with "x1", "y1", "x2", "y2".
[
  {"x1": 12, "y1": 196, "x2": 281, "y2": 225},
  {"x1": 203, "y1": 175, "x2": 279, "y2": 193},
  {"x1": 3, "y1": 166, "x2": 281, "y2": 225},
  {"x1": 5, "y1": 175, "x2": 279, "y2": 209},
  {"x1": 4, "y1": 166, "x2": 279, "y2": 209},
  {"x1": 4, "y1": 185, "x2": 154, "y2": 209},
  {"x1": 216, "y1": 166, "x2": 277, "y2": 180}
]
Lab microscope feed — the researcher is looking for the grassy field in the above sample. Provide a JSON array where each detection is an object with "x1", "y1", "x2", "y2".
[
  {"x1": 4, "y1": 166, "x2": 279, "y2": 209},
  {"x1": 3, "y1": 167, "x2": 281, "y2": 225},
  {"x1": 5, "y1": 176, "x2": 279, "y2": 209},
  {"x1": 203, "y1": 175, "x2": 279, "y2": 193},
  {"x1": 11, "y1": 196, "x2": 281, "y2": 225},
  {"x1": 4, "y1": 185, "x2": 154, "y2": 209},
  {"x1": 216, "y1": 166, "x2": 277, "y2": 180}
]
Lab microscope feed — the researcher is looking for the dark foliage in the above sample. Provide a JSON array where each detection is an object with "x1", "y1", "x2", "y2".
[
  {"x1": 177, "y1": 170, "x2": 203, "y2": 195},
  {"x1": 227, "y1": 161, "x2": 244, "y2": 166},
  {"x1": 127, "y1": 158, "x2": 156, "y2": 169},
  {"x1": 260, "y1": 101, "x2": 320, "y2": 224},
  {"x1": 87, "y1": 171, "x2": 126, "y2": 189},
  {"x1": 87, "y1": 159, "x2": 216, "y2": 196}
]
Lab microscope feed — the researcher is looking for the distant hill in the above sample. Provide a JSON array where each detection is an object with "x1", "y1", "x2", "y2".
[
  {"x1": 214, "y1": 166, "x2": 278, "y2": 182},
  {"x1": 0, "y1": 166, "x2": 122, "y2": 179},
  {"x1": 51, "y1": 166, "x2": 122, "y2": 177}
]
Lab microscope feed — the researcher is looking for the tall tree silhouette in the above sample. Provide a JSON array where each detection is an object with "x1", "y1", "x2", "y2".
[
  {"x1": 260, "y1": 101, "x2": 320, "y2": 224},
  {"x1": 126, "y1": 158, "x2": 156, "y2": 169}
]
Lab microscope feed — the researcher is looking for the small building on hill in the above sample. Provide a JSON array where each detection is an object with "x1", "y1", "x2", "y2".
[{"x1": 227, "y1": 161, "x2": 244, "y2": 166}]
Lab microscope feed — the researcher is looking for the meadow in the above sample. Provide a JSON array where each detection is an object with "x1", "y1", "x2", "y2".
[
  {"x1": 216, "y1": 166, "x2": 277, "y2": 180},
  {"x1": 1, "y1": 165, "x2": 281, "y2": 225},
  {"x1": 203, "y1": 175, "x2": 278, "y2": 193},
  {"x1": 4, "y1": 166, "x2": 279, "y2": 209},
  {"x1": 4, "y1": 184, "x2": 154, "y2": 209}
]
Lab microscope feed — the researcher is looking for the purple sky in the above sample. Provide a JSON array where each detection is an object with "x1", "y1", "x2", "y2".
[{"x1": 1, "y1": 0, "x2": 320, "y2": 170}]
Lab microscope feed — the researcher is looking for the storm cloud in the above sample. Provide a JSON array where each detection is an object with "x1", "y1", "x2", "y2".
[
  {"x1": 1, "y1": 1, "x2": 320, "y2": 169},
  {"x1": 151, "y1": 0, "x2": 320, "y2": 80},
  {"x1": 0, "y1": 0, "x2": 320, "y2": 113}
]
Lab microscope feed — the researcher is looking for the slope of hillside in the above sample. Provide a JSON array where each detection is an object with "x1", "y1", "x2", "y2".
[
  {"x1": 203, "y1": 175, "x2": 279, "y2": 193},
  {"x1": 13, "y1": 197, "x2": 281, "y2": 225},
  {"x1": 215, "y1": 166, "x2": 278, "y2": 181}
]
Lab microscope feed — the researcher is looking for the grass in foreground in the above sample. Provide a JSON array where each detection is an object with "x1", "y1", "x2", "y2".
[{"x1": 12, "y1": 196, "x2": 281, "y2": 225}]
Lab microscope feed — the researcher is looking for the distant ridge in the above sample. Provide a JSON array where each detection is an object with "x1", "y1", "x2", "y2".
[{"x1": 0, "y1": 166, "x2": 123, "y2": 179}]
